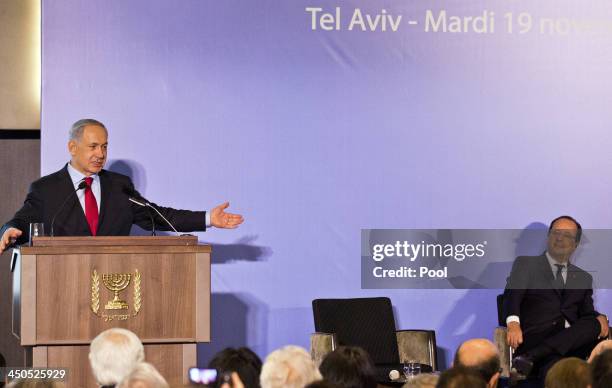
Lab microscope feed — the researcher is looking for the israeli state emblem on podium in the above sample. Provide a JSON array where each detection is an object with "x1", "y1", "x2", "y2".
[{"x1": 90, "y1": 268, "x2": 142, "y2": 321}]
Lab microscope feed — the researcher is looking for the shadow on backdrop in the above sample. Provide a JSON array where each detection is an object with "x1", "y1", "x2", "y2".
[
  {"x1": 202, "y1": 235, "x2": 272, "y2": 264},
  {"x1": 108, "y1": 159, "x2": 204, "y2": 236},
  {"x1": 106, "y1": 159, "x2": 147, "y2": 191},
  {"x1": 198, "y1": 293, "x2": 269, "y2": 366},
  {"x1": 108, "y1": 159, "x2": 274, "y2": 255}
]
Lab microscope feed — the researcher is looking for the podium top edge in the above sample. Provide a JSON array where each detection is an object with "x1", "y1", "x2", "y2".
[{"x1": 27, "y1": 235, "x2": 208, "y2": 247}]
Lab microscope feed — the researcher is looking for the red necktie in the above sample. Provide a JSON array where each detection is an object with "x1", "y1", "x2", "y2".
[{"x1": 84, "y1": 177, "x2": 99, "y2": 236}]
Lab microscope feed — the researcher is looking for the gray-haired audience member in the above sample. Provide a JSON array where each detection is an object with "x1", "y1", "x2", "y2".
[
  {"x1": 544, "y1": 357, "x2": 590, "y2": 388},
  {"x1": 436, "y1": 367, "x2": 487, "y2": 388},
  {"x1": 402, "y1": 373, "x2": 439, "y2": 388},
  {"x1": 453, "y1": 338, "x2": 501, "y2": 388},
  {"x1": 116, "y1": 362, "x2": 168, "y2": 388},
  {"x1": 259, "y1": 345, "x2": 322, "y2": 388},
  {"x1": 208, "y1": 347, "x2": 262, "y2": 388},
  {"x1": 89, "y1": 328, "x2": 145, "y2": 387},
  {"x1": 591, "y1": 349, "x2": 612, "y2": 388},
  {"x1": 319, "y1": 346, "x2": 377, "y2": 388}
]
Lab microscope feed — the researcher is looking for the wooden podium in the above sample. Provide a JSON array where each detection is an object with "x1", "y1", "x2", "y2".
[{"x1": 12, "y1": 236, "x2": 210, "y2": 387}]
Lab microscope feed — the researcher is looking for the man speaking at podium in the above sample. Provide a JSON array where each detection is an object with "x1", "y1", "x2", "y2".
[{"x1": 0, "y1": 118, "x2": 244, "y2": 253}]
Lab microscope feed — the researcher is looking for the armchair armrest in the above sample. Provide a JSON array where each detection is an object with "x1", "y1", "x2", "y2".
[
  {"x1": 396, "y1": 329, "x2": 437, "y2": 371},
  {"x1": 310, "y1": 332, "x2": 337, "y2": 367},
  {"x1": 494, "y1": 326, "x2": 512, "y2": 378}
]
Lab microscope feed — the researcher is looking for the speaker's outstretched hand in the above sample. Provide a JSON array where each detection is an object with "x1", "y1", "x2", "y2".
[{"x1": 211, "y1": 202, "x2": 244, "y2": 229}]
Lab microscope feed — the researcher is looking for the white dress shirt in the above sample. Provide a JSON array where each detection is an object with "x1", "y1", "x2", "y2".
[{"x1": 67, "y1": 162, "x2": 101, "y2": 213}]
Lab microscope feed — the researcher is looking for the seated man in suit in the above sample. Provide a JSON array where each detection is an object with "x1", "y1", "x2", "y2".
[
  {"x1": 0, "y1": 118, "x2": 243, "y2": 253},
  {"x1": 504, "y1": 216, "x2": 608, "y2": 383}
]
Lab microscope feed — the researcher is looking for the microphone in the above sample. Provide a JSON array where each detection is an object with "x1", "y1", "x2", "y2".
[
  {"x1": 123, "y1": 187, "x2": 180, "y2": 236},
  {"x1": 50, "y1": 180, "x2": 88, "y2": 237}
]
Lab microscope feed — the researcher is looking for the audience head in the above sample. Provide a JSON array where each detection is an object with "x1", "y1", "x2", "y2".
[
  {"x1": 116, "y1": 362, "x2": 169, "y2": 388},
  {"x1": 453, "y1": 338, "x2": 500, "y2": 388},
  {"x1": 591, "y1": 349, "x2": 612, "y2": 388},
  {"x1": 436, "y1": 367, "x2": 487, "y2": 388},
  {"x1": 318, "y1": 346, "x2": 377, "y2": 388},
  {"x1": 260, "y1": 345, "x2": 322, "y2": 388},
  {"x1": 544, "y1": 357, "x2": 590, "y2": 388},
  {"x1": 89, "y1": 328, "x2": 145, "y2": 386},
  {"x1": 402, "y1": 373, "x2": 439, "y2": 388},
  {"x1": 208, "y1": 347, "x2": 262, "y2": 388},
  {"x1": 588, "y1": 340, "x2": 612, "y2": 363}
]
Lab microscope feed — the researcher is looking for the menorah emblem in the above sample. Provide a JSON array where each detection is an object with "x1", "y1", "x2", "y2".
[
  {"x1": 102, "y1": 273, "x2": 132, "y2": 310},
  {"x1": 91, "y1": 269, "x2": 142, "y2": 318}
]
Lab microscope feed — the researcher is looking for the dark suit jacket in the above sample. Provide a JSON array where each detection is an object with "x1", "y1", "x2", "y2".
[
  {"x1": 504, "y1": 254, "x2": 598, "y2": 335},
  {"x1": 0, "y1": 165, "x2": 206, "y2": 244}
]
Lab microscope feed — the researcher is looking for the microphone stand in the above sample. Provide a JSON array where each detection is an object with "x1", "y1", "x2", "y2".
[{"x1": 128, "y1": 197, "x2": 180, "y2": 236}]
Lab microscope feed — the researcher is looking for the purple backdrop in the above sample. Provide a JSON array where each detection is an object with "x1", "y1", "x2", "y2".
[{"x1": 41, "y1": 0, "x2": 612, "y2": 367}]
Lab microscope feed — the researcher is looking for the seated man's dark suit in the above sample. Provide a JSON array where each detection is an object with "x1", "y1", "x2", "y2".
[
  {"x1": 0, "y1": 165, "x2": 206, "y2": 244},
  {"x1": 504, "y1": 254, "x2": 600, "y2": 379}
]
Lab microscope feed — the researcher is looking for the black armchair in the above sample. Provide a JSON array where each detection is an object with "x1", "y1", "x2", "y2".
[{"x1": 310, "y1": 297, "x2": 437, "y2": 383}]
